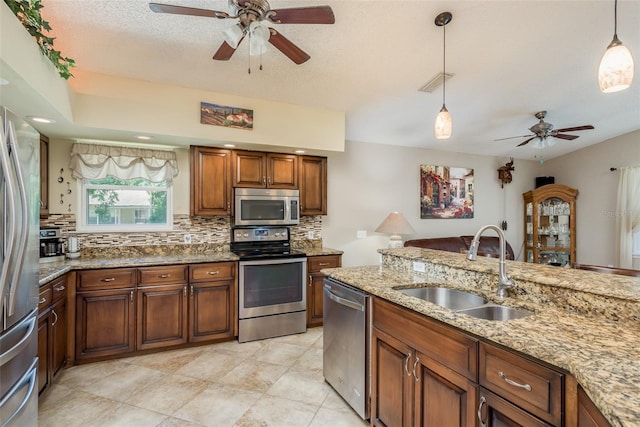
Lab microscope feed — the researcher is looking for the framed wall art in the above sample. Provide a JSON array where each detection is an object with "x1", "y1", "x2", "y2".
[
  {"x1": 200, "y1": 102, "x2": 253, "y2": 130},
  {"x1": 420, "y1": 165, "x2": 474, "y2": 219}
]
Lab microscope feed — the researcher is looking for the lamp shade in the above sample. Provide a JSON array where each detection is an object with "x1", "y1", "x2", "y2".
[
  {"x1": 434, "y1": 106, "x2": 452, "y2": 139},
  {"x1": 375, "y1": 212, "x2": 416, "y2": 235},
  {"x1": 223, "y1": 24, "x2": 244, "y2": 49},
  {"x1": 598, "y1": 41, "x2": 635, "y2": 93},
  {"x1": 249, "y1": 21, "x2": 270, "y2": 56}
]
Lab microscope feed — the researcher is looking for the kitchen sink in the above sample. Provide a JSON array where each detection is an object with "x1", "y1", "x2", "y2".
[
  {"x1": 397, "y1": 287, "x2": 488, "y2": 311},
  {"x1": 457, "y1": 304, "x2": 532, "y2": 321}
]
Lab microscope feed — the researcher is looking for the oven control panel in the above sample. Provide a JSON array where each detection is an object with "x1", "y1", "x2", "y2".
[{"x1": 232, "y1": 226, "x2": 290, "y2": 243}]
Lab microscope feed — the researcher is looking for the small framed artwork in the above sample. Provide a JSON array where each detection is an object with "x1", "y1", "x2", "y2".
[
  {"x1": 200, "y1": 102, "x2": 253, "y2": 130},
  {"x1": 420, "y1": 165, "x2": 474, "y2": 219}
]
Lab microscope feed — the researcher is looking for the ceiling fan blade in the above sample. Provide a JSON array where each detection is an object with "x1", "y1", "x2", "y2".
[
  {"x1": 493, "y1": 134, "x2": 534, "y2": 142},
  {"x1": 517, "y1": 137, "x2": 537, "y2": 147},
  {"x1": 268, "y1": 29, "x2": 310, "y2": 64},
  {"x1": 268, "y1": 6, "x2": 335, "y2": 24},
  {"x1": 554, "y1": 125, "x2": 594, "y2": 133},
  {"x1": 149, "y1": 3, "x2": 230, "y2": 19},
  {"x1": 213, "y1": 39, "x2": 242, "y2": 61},
  {"x1": 554, "y1": 134, "x2": 579, "y2": 140}
]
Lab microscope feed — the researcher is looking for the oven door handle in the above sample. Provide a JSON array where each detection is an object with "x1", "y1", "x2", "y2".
[{"x1": 324, "y1": 285, "x2": 365, "y2": 312}]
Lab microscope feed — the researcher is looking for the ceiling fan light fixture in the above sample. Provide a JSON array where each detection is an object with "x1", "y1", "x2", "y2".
[
  {"x1": 435, "y1": 105, "x2": 452, "y2": 139},
  {"x1": 598, "y1": 0, "x2": 634, "y2": 93},
  {"x1": 249, "y1": 21, "x2": 270, "y2": 56},
  {"x1": 434, "y1": 12, "x2": 453, "y2": 140},
  {"x1": 223, "y1": 23, "x2": 245, "y2": 49}
]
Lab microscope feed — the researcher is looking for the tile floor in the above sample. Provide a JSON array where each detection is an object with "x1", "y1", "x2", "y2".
[{"x1": 38, "y1": 327, "x2": 369, "y2": 427}]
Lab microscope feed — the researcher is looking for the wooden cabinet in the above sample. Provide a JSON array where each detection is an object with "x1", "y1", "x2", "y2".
[
  {"x1": 38, "y1": 275, "x2": 68, "y2": 394},
  {"x1": 298, "y1": 155, "x2": 327, "y2": 215},
  {"x1": 577, "y1": 386, "x2": 611, "y2": 427},
  {"x1": 190, "y1": 146, "x2": 232, "y2": 216},
  {"x1": 188, "y1": 262, "x2": 236, "y2": 342},
  {"x1": 478, "y1": 387, "x2": 553, "y2": 427},
  {"x1": 306, "y1": 254, "x2": 341, "y2": 327},
  {"x1": 371, "y1": 297, "x2": 478, "y2": 427},
  {"x1": 136, "y1": 265, "x2": 188, "y2": 351},
  {"x1": 233, "y1": 150, "x2": 298, "y2": 189},
  {"x1": 39, "y1": 134, "x2": 49, "y2": 217},
  {"x1": 523, "y1": 184, "x2": 578, "y2": 266}
]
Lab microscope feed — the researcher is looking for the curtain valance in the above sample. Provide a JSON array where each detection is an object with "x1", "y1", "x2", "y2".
[{"x1": 69, "y1": 143, "x2": 179, "y2": 184}]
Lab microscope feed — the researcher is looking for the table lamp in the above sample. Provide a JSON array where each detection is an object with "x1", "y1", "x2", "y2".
[{"x1": 375, "y1": 212, "x2": 416, "y2": 248}]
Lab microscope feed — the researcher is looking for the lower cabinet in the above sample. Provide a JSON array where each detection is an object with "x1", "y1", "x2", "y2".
[
  {"x1": 137, "y1": 284, "x2": 188, "y2": 350},
  {"x1": 38, "y1": 275, "x2": 68, "y2": 394},
  {"x1": 306, "y1": 254, "x2": 341, "y2": 327},
  {"x1": 577, "y1": 386, "x2": 611, "y2": 427},
  {"x1": 478, "y1": 387, "x2": 553, "y2": 427}
]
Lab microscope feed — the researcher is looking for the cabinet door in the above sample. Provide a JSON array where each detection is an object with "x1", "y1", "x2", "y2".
[
  {"x1": 137, "y1": 284, "x2": 188, "y2": 350},
  {"x1": 190, "y1": 146, "x2": 232, "y2": 215},
  {"x1": 51, "y1": 298, "x2": 68, "y2": 376},
  {"x1": 371, "y1": 328, "x2": 414, "y2": 427},
  {"x1": 414, "y1": 352, "x2": 477, "y2": 427},
  {"x1": 298, "y1": 156, "x2": 327, "y2": 215},
  {"x1": 478, "y1": 388, "x2": 552, "y2": 427},
  {"x1": 40, "y1": 134, "x2": 49, "y2": 217},
  {"x1": 578, "y1": 386, "x2": 611, "y2": 427},
  {"x1": 37, "y1": 310, "x2": 52, "y2": 394},
  {"x1": 306, "y1": 255, "x2": 341, "y2": 327},
  {"x1": 76, "y1": 289, "x2": 136, "y2": 360},
  {"x1": 233, "y1": 150, "x2": 266, "y2": 188},
  {"x1": 267, "y1": 153, "x2": 297, "y2": 189},
  {"x1": 188, "y1": 281, "x2": 234, "y2": 342}
]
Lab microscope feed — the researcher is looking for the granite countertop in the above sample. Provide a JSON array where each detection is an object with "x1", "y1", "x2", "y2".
[{"x1": 322, "y1": 248, "x2": 640, "y2": 427}]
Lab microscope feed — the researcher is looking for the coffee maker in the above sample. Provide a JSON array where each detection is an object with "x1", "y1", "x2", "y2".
[{"x1": 39, "y1": 227, "x2": 65, "y2": 263}]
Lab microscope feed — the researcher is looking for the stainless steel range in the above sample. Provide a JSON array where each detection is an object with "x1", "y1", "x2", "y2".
[{"x1": 231, "y1": 226, "x2": 307, "y2": 343}]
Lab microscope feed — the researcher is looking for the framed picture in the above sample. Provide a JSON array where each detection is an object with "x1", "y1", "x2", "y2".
[
  {"x1": 420, "y1": 165, "x2": 474, "y2": 219},
  {"x1": 200, "y1": 102, "x2": 253, "y2": 130}
]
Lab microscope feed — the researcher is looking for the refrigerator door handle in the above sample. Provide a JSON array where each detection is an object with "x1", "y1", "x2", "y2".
[
  {"x1": 6, "y1": 121, "x2": 30, "y2": 317},
  {"x1": 0, "y1": 122, "x2": 18, "y2": 305},
  {"x1": 0, "y1": 311, "x2": 36, "y2": 367},
  {"x1": 0, "y1": 360, "x2": 38, "y2": 425}
]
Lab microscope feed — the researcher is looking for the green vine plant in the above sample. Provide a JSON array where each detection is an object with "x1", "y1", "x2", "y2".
[{"x1": 4, "y1": 0, "x2": 75, "y2": 79}]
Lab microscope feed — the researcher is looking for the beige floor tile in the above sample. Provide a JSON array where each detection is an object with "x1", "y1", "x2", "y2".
[
  {"x1": 89, "y1": 363, "x2": 167, "y2": 401},
  {"x1": 293, "y1": 347, "x2": 324, "y2": 372},
  {"x1": 55, "y1": 360, "x2": 129, "y2": 390},
  {"x1": 219, "y1": 359, "x2": 289, "y2": 393},
  {"x1": 267, "y1": 367, "x2": 331, "y2": 405},
  {"x1": 233, "y1": 395, "x2": 318, "y2": 427},
  {"x1": 126, "y1": 373, "x2": 210, "y2": 415},
  {"x1": 156, "y1": 417, "x2": 206, "y2": 427},
  {"x1": 254, "y1": 341, "x2": 309, "y2": 366},
  {"x1": 88, "y1": 402, "x2": 167, "y2": 427},
  {"x1": 205, "y1": 339, "x2": 265, "y2": 357},
  {"x1": 271, "y1": 327, "x2": 323, "y2": 347},
  {"x1": 311, "y1": 334, "x2": 324, "y2": 349},
  {"x1": 308, "y1": 407, "x2": 369, "y2": 427},
  {"x1": 38, "y1": 389, "x2": 120, "y2": 427},
  {"x1": 127, "y1": 346, "x2": 207, "y2": 373},
  {"x1": 321, "y1": 388, "x2": 357, "y2": 413},
  {"x1": 175, "y1": 350, "x2": 245, "y2": 382},
  {"x1": 173, "y1": 383, "x2": 262, "y2": 427},
  {"x1": 38, "y1": 383, "x2": 74, "y2": 412}
]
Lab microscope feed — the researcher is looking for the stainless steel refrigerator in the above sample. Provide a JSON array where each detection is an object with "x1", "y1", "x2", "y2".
[{"x1": 0, "y1": 107, "x2": 40, "y2": 426}]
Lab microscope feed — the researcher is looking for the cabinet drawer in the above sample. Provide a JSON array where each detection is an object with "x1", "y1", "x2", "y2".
[
  {"x1": 39, "y1": 285, "x2": 52, "y2": 312},
  {"x1": 308, "y1": 255, "x2": 341, "y2": 273},
  {"x1": 138, "y1": 265, "x2": 188, "y2": 286},
  {"x1": 50, "y1": 276, "x2": 67, "y2": 303},
  {"x1": 189, "y1": 262, "x2": 235, "y2": 282},
  {"x1": 479, "y1": 342, "x2": 563, "y2": 425},
  {"x1": 78, "y1": 268, "x2": 137, "y2": 290}
]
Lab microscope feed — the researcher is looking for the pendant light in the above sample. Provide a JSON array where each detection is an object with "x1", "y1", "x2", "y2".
[
  {"x1": 598, "y1": 0, "x2": 634, "y2": 93},
  {"x1": 434, "y1": 12, "x2": 453, "y2": 139}
]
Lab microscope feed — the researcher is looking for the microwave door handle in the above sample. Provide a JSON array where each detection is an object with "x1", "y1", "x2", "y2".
[
  {"x1": 285, "y1": 198, "x2": 290, "y2": 221},
  {"x1": 6, "y1": 122, "x2": 30, "y2": 317},
  {"x1": 0, "y1": 122, "x2": 18, "y2": 304}
]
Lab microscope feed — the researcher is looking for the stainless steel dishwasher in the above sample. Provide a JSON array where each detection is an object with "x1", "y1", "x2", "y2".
[{"x1": 323, "y1": 278, "x2": 369, "y2": 420}]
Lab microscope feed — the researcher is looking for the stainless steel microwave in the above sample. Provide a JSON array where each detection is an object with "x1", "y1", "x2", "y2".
[{"x1": 234, "y1": 188, "x2": 300, "y2": 226}]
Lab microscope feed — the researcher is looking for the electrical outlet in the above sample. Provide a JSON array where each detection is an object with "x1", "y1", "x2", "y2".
[
  {"x1": 184, "y1": 234, "x2": 191, "y2": 244},
  {"x1": 307, "y1": 231, "x2": 314, "y2": 239},
  {"x1": 356, "y1": 230, "x2": 367, "y2": 239},
  {"x1": 413, "y1": 262, "x2": 426, "y2": 273}
]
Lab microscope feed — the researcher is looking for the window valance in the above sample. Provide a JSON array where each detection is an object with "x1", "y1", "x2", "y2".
[{"x1": 69, "y1": 143, "x2": 179, "y2": 184}]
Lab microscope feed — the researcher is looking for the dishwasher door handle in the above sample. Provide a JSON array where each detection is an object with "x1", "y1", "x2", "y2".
[{"x1": 324, "y1": 285, "x2": 365, "y2": 311}]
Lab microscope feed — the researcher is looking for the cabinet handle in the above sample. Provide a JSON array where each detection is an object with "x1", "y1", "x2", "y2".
[
  {"x1": 207, "y1": 271, "x2": 219, "y2": 275},
  {"x1": 318, "y1": 262, "x2": 329, "y2": 266},
  {"x1": 263, "y1": 176, "x2": 266, "y2": 185},
  {"x1": 129, "y1": 291, "x2": 133, "y2": 303},
  {"x1": 101, "y1": 277, "x2": 116, "y2": 282},
  {"x1": 412, "y1": 357, "x2": 420, "y2": 382},
  {"x1": 227, "y1": 202, "x2": 231, "y2": 212},
  {"x1": 39, "y1": 297, "x2": 47, "y2": 304},
  {"x1": 403, "y1": 353, "x2": 412, "y2": 377},
  {"x1": 477, "y1": 396, "x2": 487, "y2": 427},
  {"x1": 158, "y1": 274, "x2": 171, "y2": 278},
  {"x1": 190, "y1": 285, "x2": 194, "y2": 298},
  {"x1": 51, "y1": 309, "x2": 58, "y2": 326},
  {"x1": 308, "y1": 274, "x2": 312, "y2": 283},
  {"x1": 498, "y1": 371, "x2": 532, "y2": 392},
  {"x1": 54, "y1": 285, "x2": 65, "y2": 292},
  {"x1": 183, "y1": 286, "x2": 187, "y2": 296}
]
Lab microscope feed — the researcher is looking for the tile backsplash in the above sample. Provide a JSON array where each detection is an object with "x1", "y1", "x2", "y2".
[{"x1": 40, "y1": 214, "x2": 323, "y2": 250}]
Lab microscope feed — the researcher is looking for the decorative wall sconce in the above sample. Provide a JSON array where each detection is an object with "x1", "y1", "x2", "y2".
[{"x1": 497, "y1": 158, "x2": 515, "y2": 188}]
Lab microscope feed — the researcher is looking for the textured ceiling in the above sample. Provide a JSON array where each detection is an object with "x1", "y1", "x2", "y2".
[{"x1": 34, "y1": 0, "x2": 640, "y2": 159}]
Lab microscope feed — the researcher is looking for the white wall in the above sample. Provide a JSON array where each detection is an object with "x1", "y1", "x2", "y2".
[
  {"x1": 323, "y1": 140, "x2": 541, "y2": 267},
  {"x1": 543, "y1": 130, "x2": 640, "y2": 267}
]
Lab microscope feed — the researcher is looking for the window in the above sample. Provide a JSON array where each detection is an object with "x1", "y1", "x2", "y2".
[
  {"x1": 78, "y1": 177, "x2": 172, "y2": 232},
  {"x1": 633, "y1": 229, "x2": 640, "y2": 256}
]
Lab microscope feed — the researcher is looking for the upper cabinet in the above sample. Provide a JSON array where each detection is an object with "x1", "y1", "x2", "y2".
[
  {"x1": 233, "y1": 150, "x2": 297, "y2": 189},
  {"x1": 40, "y1": 134, "x2": 49, "y2": 217},
  {"x1": 299, "y1": 156, "x2": 327, "y2": 216},
  {"x1": 523, "y1": 184, "x2": 578, "y2": 267},
  {"x1": 190, "y1": 146, "x2": 232, "y2": 216}
]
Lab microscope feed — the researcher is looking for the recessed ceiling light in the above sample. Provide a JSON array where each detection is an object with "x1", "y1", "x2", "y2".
[
  {"x1": 27, "y1": 116, "x2": 56, "y2": 124},
  {"x1": 136, "y1": 135, "x2": 154, "y2": 140},
  {"x1": 0, "y1": 78, "x2": 9, "y2": 86},
  {"x1": 295, "y1": 150, "x2": 306, "y2": 154},
  {"x1": 223, "y1": 144, "x2": 236, "y2": 148}
]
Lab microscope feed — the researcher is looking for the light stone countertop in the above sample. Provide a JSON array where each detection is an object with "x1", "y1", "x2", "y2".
[{"x1": 322, "y1": 247, "x2": 640, "y2": 427}]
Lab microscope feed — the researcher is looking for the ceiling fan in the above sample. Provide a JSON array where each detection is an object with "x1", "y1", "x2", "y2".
[
  {"x1": 495, "y1": 111, "x2": 594, "y2": 148},
  {"x1": 149, "y1": 0, "x2": 335, "y2": 65}
]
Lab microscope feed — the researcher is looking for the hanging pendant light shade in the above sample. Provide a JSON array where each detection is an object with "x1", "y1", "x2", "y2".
[
  {"x1": 598, "y1": 0, "x2": 634, "y2": 93},
  {"x1": 434, "y1": 12, "x2": 453, "y2": 139}
]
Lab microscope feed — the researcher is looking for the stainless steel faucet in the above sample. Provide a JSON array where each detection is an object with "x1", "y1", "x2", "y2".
[{"x1": 467, "y1": 225, "x2": 515, "y2": 298}]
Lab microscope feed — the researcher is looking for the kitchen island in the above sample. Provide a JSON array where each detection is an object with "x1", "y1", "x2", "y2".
[{"x1": 322, "y1": 247, "x2": 640, "y2": 427}]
